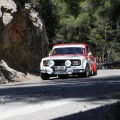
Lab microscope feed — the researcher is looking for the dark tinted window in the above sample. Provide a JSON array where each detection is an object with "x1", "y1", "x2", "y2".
[{"x1": 52, "y1": 47, "x2": 85, "y2": 55}]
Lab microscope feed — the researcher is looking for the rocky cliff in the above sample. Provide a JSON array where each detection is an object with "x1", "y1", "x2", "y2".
[{"x1": 0, "y1": 0, "x2": 49, "y2": 75}]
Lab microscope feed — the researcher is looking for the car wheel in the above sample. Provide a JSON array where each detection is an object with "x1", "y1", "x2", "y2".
[
  {"x1": 93, "y1": 69, "x2": 97, "y2": 75},
  {"x1": 40, "y1": 73, "x2": 50, "y2": 80},
  {"x1": 90, "y1": 70, "x2": 94, "y2": 76},
  {"x1": 83, "y1": 64, "x2": 90, "y2": 77},
  {"x1": 77, "y1": 73, "x2": 83, "y2": 77}
]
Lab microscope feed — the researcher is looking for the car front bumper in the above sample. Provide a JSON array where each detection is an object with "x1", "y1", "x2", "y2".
[{"x1": 40, "y1": 66, "x2": 85, "y2": 75}]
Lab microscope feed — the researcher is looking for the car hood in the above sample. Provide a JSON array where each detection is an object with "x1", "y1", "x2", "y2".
[{"x1": 42, "y1": 54, "x2": 86, "y2": 61}]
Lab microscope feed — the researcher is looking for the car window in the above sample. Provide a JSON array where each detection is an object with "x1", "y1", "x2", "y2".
[{"x1": 52, "y1": 47, "x2": 85, "y2": 55}]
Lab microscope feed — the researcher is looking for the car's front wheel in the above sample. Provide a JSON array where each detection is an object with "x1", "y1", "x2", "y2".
[
  {"x1": 40, "y1": 72, "x2": 50, "y2": 80},
  {"x1": 83, "y1": 64, "x2": 90, "y2": 77}
]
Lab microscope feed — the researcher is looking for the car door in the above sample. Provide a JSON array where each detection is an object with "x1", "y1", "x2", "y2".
[{"x1": 86, "y1": 45, "x2": 95, "y2": 70}]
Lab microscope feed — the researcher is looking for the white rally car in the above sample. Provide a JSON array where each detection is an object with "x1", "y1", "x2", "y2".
[{"x1": 40, "y1": 43, "x2": 97, "y2": 80}]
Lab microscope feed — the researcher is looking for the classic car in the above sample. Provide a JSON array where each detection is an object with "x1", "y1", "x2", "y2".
[{"x1": 40, "y1": 43, "x2": 97, "y2": 80}]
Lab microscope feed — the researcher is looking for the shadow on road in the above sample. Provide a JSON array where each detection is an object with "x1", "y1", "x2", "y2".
[
  {"x1": 53, "y1": 102, "x2": 120, "y2": 120},
  {"x1": 0, "y1": 75, "x2": 120, "y2": 120},
  {"x1": 0, "y1": 75, "x2": 120, "y2": 104}
]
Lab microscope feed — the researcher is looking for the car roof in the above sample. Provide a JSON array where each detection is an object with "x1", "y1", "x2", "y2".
[{"x1": 53, "y1": 43, "x2": 87, "y2": 48}]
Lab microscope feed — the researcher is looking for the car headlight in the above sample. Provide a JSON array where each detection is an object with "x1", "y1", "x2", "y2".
[
  {"x1": 48, "y1": 60, "x2": 55, "y2": 67},
  {"x1": 66, "y1": 68, "x2": 73, "y2": 74},
  {"x1": 65, "y1": 60, "x2": 71, "y2": 67},
  {"x1": 47, "y1": 68, "x2": 53, "y2": 74},
  {"x1": 72, "y1": 60, "x2": 81, "y2": 66}
]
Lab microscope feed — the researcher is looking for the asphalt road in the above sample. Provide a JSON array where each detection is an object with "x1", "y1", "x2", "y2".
[{"x1": 0, "y1": 69, "x2": 120, "y2": 120}]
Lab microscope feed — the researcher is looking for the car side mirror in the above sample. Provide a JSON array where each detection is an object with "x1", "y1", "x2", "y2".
[{"x1": 88, "y1": 52, "x2": 92, "y2": 56}]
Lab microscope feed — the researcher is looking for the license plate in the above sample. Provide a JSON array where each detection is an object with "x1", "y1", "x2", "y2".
[{"x1": 54, "y1": 71, "x2": 66, "y2": 75}]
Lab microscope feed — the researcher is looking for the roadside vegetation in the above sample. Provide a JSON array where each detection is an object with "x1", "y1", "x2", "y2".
[{"x1": 30, "y1": 0, "x2": 120, "y2": 63}]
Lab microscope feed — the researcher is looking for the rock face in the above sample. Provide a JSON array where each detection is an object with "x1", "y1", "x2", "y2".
[
  {"x1": 0, "y1": 60, "x2": 26, "y2": 83},
  {"x1": 0, "y1": 0, "x2": 49, "y2": 74}
]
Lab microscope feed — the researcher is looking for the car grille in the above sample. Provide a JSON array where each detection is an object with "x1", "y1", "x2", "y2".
[
  {"x1": 54, "y1": 60, "x2": 81, "y2": 66},
  {"x1": 54, "y1": 60, "x2": 65, "y2": 66}
]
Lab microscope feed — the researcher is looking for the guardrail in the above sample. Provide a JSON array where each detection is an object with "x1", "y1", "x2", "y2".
[{"x1": 97, "y1": 61, "x2": 120, "y2": 69}]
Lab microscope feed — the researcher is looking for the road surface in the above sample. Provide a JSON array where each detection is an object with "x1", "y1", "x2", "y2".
[{"x1": 0, "y1": 69, "x2": 120, "y2": 120}]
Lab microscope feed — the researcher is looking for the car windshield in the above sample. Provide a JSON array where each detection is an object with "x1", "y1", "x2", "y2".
[{"x1": 52, "y1": 47, "x2": 85, "y2": 55}]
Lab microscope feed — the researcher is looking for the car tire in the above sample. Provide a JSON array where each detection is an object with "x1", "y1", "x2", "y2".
[
  {"x1": 93, "y1": 69, "x2": 97, "y2": 75},
  {"x1": 40, "y1": 73, "x2": 50, "y2": 80},
  {"x1": 90, "y1": 70, "x2": 94, "y2": 76},
  {"x1": 83, "y1": 64, "x2": 90, "y2": 77},
  {"x1": 77, "y1": 73, "x2": 83, "y2": 77}
]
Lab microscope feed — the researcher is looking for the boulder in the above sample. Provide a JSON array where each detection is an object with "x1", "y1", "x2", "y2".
[
  {"x1": 0, "y1": 60, "x2": 26, "y2": 83},
  {"x1": 0, "y1": 0, "x2": 49, "y2": 74}
]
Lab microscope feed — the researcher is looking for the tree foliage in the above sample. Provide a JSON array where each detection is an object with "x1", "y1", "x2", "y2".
[{"x1": 30, "y1": 0, "x2": 120, "y2": 62}]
